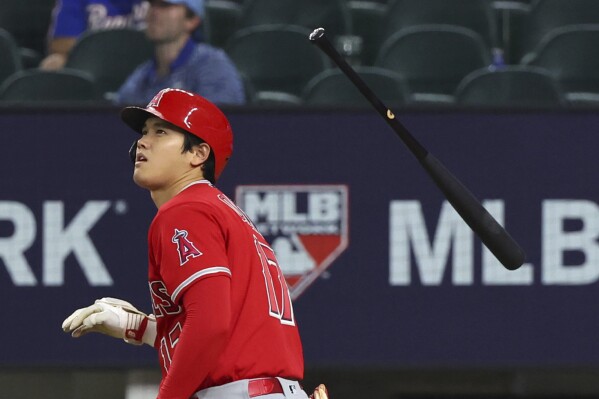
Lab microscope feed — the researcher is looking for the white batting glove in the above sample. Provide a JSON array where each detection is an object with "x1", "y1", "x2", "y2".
[{"x1": 62, "y1": 297, "x2": 156, "y2": 346}]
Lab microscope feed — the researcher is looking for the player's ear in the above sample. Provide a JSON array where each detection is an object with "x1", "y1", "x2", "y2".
[{"x1": 190, "y1": 143, "x2": 210, "y2": 167}]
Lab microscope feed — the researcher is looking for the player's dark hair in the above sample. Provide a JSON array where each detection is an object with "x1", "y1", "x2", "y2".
[{"x1": 182, "y1": 132, "x2": 216, "y2": 184}]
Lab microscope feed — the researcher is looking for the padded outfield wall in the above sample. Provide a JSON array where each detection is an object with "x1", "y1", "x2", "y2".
[{"x1": 1, "y1": 107, "x2": 598, "y2": 370}]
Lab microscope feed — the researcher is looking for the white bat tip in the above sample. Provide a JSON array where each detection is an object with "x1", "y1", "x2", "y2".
[{"x1": 309, "y1": 28, "x2": 325, "y2": 41}]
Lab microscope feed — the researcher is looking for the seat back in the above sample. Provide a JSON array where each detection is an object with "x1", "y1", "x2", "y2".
[
  {"x1": 238, "y1": 0, "x2": 352, "y2": 39},
  {"x1": 0, "y1": 0, "x2": 54, "y2": 54},
  {"x1": 0, "y1": 28, "x2": 22, "y2": 86},
  {"x1": 303, "y1": 66, "x2": 410, "y2": 107},
  {"x1": 493, "y1": 1, "x2": 532, "y2": 63},
  {"x1": 0, "y1": 69, "x2": 98, "y2": 103},
  {"x1": 225, "y1": 25, "x2": 331, "y2": 96},
  {"x1": 204, "y1": 0, "x2": 244, "y2": 48},
  {"x1": 65, "y1": 29, "x2": 153, "y2": 96},
  {"x1": 524, "y1": 25, "x2": 599, "y2": 95},
  {"x1": 517, "y1": 0, "x2": 599, "y2": 61},
  {"x1": 375, "y1": 25, "x2": 491, "y2": 96},
  {"x1": 455, "y1": 65, "x2": 566, "y2": 107},
  {"x1": 347, "y1": 1, "x2": 387, "y2": 65},
  {"x1": 382, "y1": 0, "x2": 499, "y2": 49}
]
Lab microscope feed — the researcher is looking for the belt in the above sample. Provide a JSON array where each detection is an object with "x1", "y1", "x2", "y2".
[{"x1": 248, "y1": 378, "x2": 284, "y2": 397}]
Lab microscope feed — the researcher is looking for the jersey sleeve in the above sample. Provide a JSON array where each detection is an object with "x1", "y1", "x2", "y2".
[
  {"x1": 151, "y1": 204, "x2": 231, "y2": 304},
  {"x1": 157, "y1": 275, "x2": 231, "y2": 398},
  {"x1": 50, "y1": 0, "x2": 88, "y2": 38}
]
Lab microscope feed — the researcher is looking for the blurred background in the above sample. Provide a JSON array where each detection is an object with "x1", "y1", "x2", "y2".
[{"x1": 2, "y1": 0, "x2": 599, "y2": 398}]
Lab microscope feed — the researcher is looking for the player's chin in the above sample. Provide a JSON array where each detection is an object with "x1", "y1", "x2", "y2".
[{"x1": 132, "y1": 170, "x2": 154, "y2": 189}]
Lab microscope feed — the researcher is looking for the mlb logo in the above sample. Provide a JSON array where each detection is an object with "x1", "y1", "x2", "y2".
[{"x1": 236, "y1": 185, "x2": 349, "y2": 299}]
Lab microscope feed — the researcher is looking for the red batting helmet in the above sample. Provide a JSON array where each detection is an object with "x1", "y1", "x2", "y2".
[{"x1": 120, "y1": 88, "x2": 233, "y2": 180}]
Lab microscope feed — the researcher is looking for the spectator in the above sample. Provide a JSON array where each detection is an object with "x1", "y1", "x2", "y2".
[
  {"x1": 114, "y1": 0, "x2": 245, "y2": 106},
  {"x1": 40, "y1": 0, "x2": 149, "y2": 70}
]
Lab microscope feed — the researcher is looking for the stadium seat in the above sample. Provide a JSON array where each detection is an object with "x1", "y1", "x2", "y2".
[
  {"x1": 237, "y1": 0, "x2": 352, "y2": 39},
  {"x1": 522, "y1": 25, "x2": 599, "y2": 105},
  {"x1": 515, "y1": 0, "x2": 599, "y2": 62},
  {"x1": 251, "y1": 92, "x2": 304, "y2": 107},
  {"x1": 346, "y1": 1, "x2": 388, "y2": 65},
  {"x1": 0, "y1": 28, "x2": 23, "y2": 87},
  {"x1": 225, "y1": 25, "x2": 331, "y2": 98},
  {"x1": 238, "y1": 72, "x2": 303, "y2": 106},
  {"x1": 381, "y1": 0, "x2": 500, "y2": 50},
  {"x1": 0, "y1": 0, "x2": 54, "y2": 61},
  {"x1": 375, "y1": 25, "x2": 492, "y2": 103},
  {"x1": 204, "y1": 0, "x2": 243, "y2": 48},
  {"x1": 492, "y1": 0, "x2": 532, "y2": 64},
  {"x1": 342, "y1": 0, "x2": 388, "y2": 2},
  {"x1": 65, "y1": 29, "x2": 154, "y2": 98},
  {"x1": 455, "y1": 65, "x2": 567, "y2": 108},
  {"x1": 302, "y1": 66, "x2": 410, "y2": 108},
  {"x1": 0, "y1": 69, "x2": 98, "y2": 103}
]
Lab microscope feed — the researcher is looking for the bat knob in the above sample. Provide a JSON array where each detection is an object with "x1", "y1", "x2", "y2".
[{"x1": 309, "y1": 27, "x2": 325, "y2": 41}]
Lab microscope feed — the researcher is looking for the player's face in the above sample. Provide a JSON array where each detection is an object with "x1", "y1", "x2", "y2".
[
  {"x1": 133, "y1": 117, "x2": 195, "y2": 190},
  {"x1": 146, "y1": 1, "x2": 199, "y2": 43}
]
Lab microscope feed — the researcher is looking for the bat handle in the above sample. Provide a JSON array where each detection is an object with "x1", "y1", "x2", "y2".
[{"x1": 309, "y1": 27, "x2": 428, "y2": 161}]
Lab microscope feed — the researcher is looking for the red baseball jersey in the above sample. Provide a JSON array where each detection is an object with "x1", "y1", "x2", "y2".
[{"x1": 147, "y1": 180, "x2": 304, "y2": 389}]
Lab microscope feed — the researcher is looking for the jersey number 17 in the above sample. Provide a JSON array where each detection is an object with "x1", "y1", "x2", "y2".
[{"x1": 254, "y1": 236, "x2": 295, "y2": 326}]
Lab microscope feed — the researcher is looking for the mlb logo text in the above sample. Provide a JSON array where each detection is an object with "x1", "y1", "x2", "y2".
[{"x1": 236, "y1": 185, "x2": 349, "y2": 299}]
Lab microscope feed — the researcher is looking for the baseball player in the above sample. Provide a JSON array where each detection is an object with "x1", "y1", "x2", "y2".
[{"x1": 62, "y1": 88, "x2": 328, "y2": 399}]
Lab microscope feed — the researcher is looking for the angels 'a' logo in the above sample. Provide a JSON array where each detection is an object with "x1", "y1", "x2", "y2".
[
  {"x1": 147, "y1": 88, "x2": 193, "y2": 108},
  {"x1": 172, "y1": 228, "x2": 202, "y2": 266},
  {"x1": 235, "y1": 185, "x2": 349, "y2": 299}
]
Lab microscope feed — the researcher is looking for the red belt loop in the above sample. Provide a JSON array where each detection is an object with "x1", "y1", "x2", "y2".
[{"x1": 248, "y1": 378, "x2": 284, "y2": 397}]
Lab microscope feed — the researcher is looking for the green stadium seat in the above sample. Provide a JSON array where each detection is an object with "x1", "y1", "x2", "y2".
[
  {"x1": 382, "y1": 0, "x2": 500, "y2": 50},
  {"x1": 0, "y1": 69, "x2": 98, "y2": 103},
  {"x1": 0, "y1": 28, "x2": 23, "y2": 86},
  {"x1": 375, "y1": 25, "x2": 492, "y2": 103},
  {"x1": 302, "y1": 66, "x2": 410, "y2": 108},
  {"x1": 65, "y1": 29, "x2": 153, "y2": 98},
  {"x1": 225, "y1": 25, "x2": 331, "y2": 98},
  {"x1": 515, "y1": 0, "x2": 599, "y2": 62},
  {"x1": 204, "y1": 0, "x2": 244, "y2": 48},
  {"x1": 455, "y1": 65, "x2": 567, "y2": 108},
  {"x1": 346, "y1": 1, "x2": 388, "y2": 65},
  {"x1": 0, "y1": 0, "x2": 54, "y2": 57},
  {"x1": 238, "y1": 0, "x2": 352, "y2": 39},
  {"x1": 523, "y1": 25, "x2": 599, "y2": 106}
]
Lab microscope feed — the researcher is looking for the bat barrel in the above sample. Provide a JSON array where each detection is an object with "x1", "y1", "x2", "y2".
[{"x1": 422, "y1": 153, "x2": 526, "y2": 270}]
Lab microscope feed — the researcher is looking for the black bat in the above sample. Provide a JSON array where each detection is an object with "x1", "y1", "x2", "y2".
[{"x1": 309, "y1": 27, "x2": 525, "y2": 270}]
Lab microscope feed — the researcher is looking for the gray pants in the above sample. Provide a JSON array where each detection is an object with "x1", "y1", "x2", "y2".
[{"x1": 193, "y1": 377, "x2": 310, "y2": 399}]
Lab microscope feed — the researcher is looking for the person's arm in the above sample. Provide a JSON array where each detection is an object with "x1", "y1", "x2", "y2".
[
  {"x1": 39, "y1": 37, "x2": 77, "y2": 69},
  {"x1": 157, "y1": 275, "x2": 231, "y2": 399},
  {"x1": 40, "y1": 0, "x2": 87, "y2": 70}
]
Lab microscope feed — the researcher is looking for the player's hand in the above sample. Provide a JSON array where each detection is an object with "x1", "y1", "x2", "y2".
[
  {"x1": 62, "y1": 297, "x2": 154, "y2": 345},
  {"x1": 310, "y1": 384, "x2": 329, "y2": 399}
]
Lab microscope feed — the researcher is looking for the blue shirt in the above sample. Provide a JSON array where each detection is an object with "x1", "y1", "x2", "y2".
[
  {"x1": 51, "y1": 0, "x2": 148, "y2": 37},
  {"x1": 115, "y1": 39, "x2": 246, "y2": 105}
]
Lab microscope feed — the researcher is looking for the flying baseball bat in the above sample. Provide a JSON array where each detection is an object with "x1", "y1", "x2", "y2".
[{"x1": 309, "y1": 27, "x2": 525, "y2": 270}]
